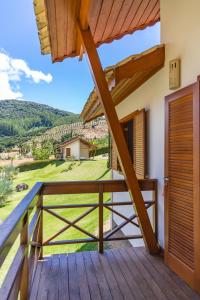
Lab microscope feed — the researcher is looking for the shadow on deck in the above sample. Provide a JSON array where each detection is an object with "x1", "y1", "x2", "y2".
[{"x1": 30, "y1": 247, "x2": 200, "y2": 300}]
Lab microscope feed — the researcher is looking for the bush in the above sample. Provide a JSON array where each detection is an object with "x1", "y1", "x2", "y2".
[
  {"x1": 0, "y1": 164, "x2": 18, "y2": 205},
  {"x1": 0, "y1": 178, "x2": 13, "y2": 206},
  {"x1": 3, "y1": 164, "x2": 19, "y2": 180},
  {"x1": 95, "y1": 146, "x2": 109, "y2": 156}
]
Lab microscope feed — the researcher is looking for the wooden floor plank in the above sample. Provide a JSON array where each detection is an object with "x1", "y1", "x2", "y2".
[
  {"x1": 90, "y1": 251, "x2": 113, "y2": 300},
  {"x1": 139, "y1": 247, "x2": 200, "y2": 300},
  {"x1": 58, "y1": 255, "x2": 69, "y2": 300},
  {"x1": 29, "y1": 260, "x2": 43, "y2": 300},
  {"x1": 82, "y1": 251, "x2": 102, "y2": 300},
  {"x1": 132, "y1": 247, "x2": 179, "y2": 300},
  {"x1": 104, "y1": 249, "x2": 136, "y2": 300},
  {"x1": 125, "y1": 248, "x2": 168, "y2": 300},
  {"x1": 118, "y1": 247, "x2": 157, "y2": 300},
  {"x1": 98, "y1": 252, "x2": 124, "y2": 300},
  {"x1": 48, "y1": 255, "x2": 59, "y2": 300},
  {"x1": 68, "y1": 253, "x2": 80, "y2": 300},
  {"x1": 36, "y1": 257, "x2": 51, "y2": 300},
  {"x1": 76, "y1": 252, "x2": 91, "y2": 300}
]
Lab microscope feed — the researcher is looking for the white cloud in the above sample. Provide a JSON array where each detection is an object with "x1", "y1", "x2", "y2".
[{"x1": 0, "y1": 50, "x2": 53, "y2": 100}]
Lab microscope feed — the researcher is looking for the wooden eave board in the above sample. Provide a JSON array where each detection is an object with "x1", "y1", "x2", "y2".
[
  {"x1": 81, "y1": 44, "x2": 165, "y2": 122},
  {"x1": 34, "y1": 0, "x2": 160, "y2": 62}
]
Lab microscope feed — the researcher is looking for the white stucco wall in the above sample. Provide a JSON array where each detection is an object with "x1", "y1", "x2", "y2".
[
  {"x1": 62, "y1": 140, "x2": 80, "y2": 160},
  {"x1": 113, "y1": 0, "x2": 200, "y2": 248},
  {"x1": 80, "y1": 142, "x2": 89, "y2": 159}
]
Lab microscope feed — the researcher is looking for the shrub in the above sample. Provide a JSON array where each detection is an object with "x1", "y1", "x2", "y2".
[
  {"x1": 0, "y1": 178, "x2": 13, "y2": 206},
  {"x1": 0, "y1": 164, "x2": 18, "y2": 206},
  {"x1": 95, "y1": 146, "x2": 109, "y2": 156},
  {"x1": 3, "y1": 164, "x2": 19, "y2": 180}
]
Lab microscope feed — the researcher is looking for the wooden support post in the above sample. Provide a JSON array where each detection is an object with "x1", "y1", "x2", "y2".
[
  {"x1": 77, "y1": 22, "x2": 159, "y2": 254},
  {"x1": 98, "y1": 185, "x2": 104, "y2": 254},
  {"x1": 20, "y1": 212, "x2": 29, "y2": 300}
]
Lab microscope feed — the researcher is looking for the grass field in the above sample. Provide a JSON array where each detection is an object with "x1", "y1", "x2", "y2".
[{"x1": 0, "y1": 158, "x2": 111, "y2": 256}]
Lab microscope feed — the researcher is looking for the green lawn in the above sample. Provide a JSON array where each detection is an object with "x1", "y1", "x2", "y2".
[{"x1": 0, "y1": 158, "x2": 111, "y2": 256}]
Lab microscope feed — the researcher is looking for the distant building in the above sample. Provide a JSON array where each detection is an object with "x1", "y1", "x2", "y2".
[{"x1": 59, "y1": 137, "x2": 97, "y2": 160}]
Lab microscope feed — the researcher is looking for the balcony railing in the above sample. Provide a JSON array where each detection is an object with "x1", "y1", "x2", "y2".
[{"x1": 0, "y1": 179, "x2": 157, "y2": 300}]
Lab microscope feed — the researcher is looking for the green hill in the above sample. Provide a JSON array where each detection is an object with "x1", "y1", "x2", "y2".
[{"x1": 0, "y1": 100, "x2": 81, "y2": 150}]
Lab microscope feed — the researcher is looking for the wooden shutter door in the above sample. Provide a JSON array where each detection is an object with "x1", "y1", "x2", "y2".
[{"x1": 165, "y1": 82, "x2": 200, "y2": 292}]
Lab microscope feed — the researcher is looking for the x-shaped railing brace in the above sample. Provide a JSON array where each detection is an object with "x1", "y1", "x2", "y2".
[{"x1": 43, "y1": 206, "x2": 98, "y2": 245}]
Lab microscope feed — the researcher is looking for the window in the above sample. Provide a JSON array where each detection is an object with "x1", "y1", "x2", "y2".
[{"x1": 111, "y1": 109, "x2": 147, "y2": 179}]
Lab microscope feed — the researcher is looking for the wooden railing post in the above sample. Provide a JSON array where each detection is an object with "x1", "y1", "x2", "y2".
[
  {"x1": 29, "y1": 194, "x2": 43, "y2": 288},
  {"x1": 32, "y1": 194, "x2": 43, "y2": 258},
  {"x1": 153, "y1": 181, "x2": 158, "y2": 241},
  {"x1": 98, "y1": 185, "x2": 104, "y2": 254},
  {"x1": 20, "y1": 212, "x2": 29, "y2": 300},
  {"x1": 37, "y1": 194, "x2": 43, "y2": 259}
]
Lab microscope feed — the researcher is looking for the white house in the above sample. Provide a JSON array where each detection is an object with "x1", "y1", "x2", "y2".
[{"x1": 59, "y1": 136, "x2": 96, "y2": 160}]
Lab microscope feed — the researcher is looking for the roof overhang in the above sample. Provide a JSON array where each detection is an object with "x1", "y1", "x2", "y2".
[
  {"x1": 59, "y1": 136, "x2": 97, "y2": 149},
  {"x1": 81, "y1": 44, "x2": 165, "y2": 122},
  {"x1": 34, "y1": 0, "x2": 160, "y2": 62}
]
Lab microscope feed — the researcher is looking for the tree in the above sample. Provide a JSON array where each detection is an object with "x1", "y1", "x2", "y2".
[
  {"x1": 32, "y1": 140, "x2": 54, "y2": 160},
  {"x1": 61, "y1": 131, "x2": 73, "y2": 142}
]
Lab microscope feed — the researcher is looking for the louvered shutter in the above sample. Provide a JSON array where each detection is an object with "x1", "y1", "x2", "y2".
[{"x1": 134, "y1": 109, "x2": 146, "y2": 179}]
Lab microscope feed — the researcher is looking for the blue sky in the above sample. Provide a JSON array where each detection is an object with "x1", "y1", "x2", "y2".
[{"x1": 0, "y1": 0, "x2": 160, "y2": 113}]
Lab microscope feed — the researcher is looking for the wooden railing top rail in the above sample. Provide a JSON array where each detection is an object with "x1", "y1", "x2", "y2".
[
  {"x1": 41, "y1": 179, "x2": 157, "y2": 195},
  {"x1": 0, "y1": 182, "x2": 43, "y2": 268}
]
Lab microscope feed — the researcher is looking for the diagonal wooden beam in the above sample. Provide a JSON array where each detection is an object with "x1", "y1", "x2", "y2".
[{"x1": 77, "y1": 22, "x2": 159, "y2": 254}]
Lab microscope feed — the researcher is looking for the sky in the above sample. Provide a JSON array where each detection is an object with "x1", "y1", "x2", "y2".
[{"x1": 0, "y1": 0, "x2": 160, "y2": 114}]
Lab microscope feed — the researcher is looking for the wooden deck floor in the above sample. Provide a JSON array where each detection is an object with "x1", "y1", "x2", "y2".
[{"x1": 30, "y1": 247, "x2": 200, "y2": 300}]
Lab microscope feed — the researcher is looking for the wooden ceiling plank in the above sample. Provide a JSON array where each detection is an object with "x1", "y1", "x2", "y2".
[
  {"x1": 130, "y1": 0, "x2": 152, "y2": 29},
  {"x1": 102, "y1": 0, "x2": 125, "y2": 41},
  {"x1": 93, "y1": 0, "x2": 114, "y2": 44},
  {"x1": 111, "y1": 0, "x2": 134, "y2": 37},
  {"x1": 77, "y1": 21, "x2": 159, "y2": 254},
  {"x1": 121, "y1": 0, "x2": 143, "y2": 34},
  {"x1": 56, "y1": 0, "x2": 67, "y2": 59},
  {"x1": 146, "y1": 1, "x2": 160, "y2": 22},
  {"x1": 139, "y1": 0, "x2": 158, "y2": 25},
  {"x1": 66, "y1": 0, "x2": 77, "y2": 57},
  {"x1": 88, "y1": 0, "x2": 103, "y2": 36},
  {"x1": 153, "y1": 9, "x2": 160, "y2": 22},
  {"x1": 45, "y1": 0, "x2": 58, "y2": 61}
]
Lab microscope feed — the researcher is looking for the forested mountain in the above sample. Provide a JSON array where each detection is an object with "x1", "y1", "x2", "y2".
[{"x1": 0, "y1": 100, "x2": 81, "y2": 150}]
